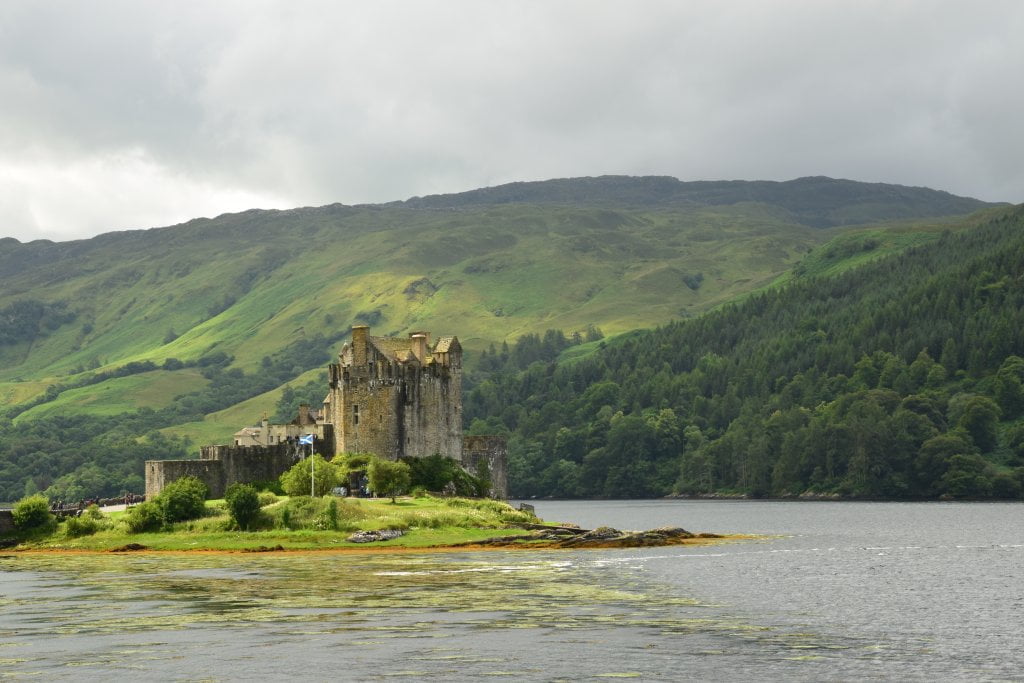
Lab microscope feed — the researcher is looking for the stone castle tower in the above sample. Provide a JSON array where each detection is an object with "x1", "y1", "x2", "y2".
[{"x1": 323, "y1": 326, "x2": 463, "y2": 460}]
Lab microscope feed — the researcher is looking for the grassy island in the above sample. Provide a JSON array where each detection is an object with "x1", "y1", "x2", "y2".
[{"x1": 2, "y1": 493, "x2": 731, "y2": 554}]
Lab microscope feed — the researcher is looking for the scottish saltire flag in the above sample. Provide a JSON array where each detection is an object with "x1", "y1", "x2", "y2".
[{"x1": 299, "y1": 434, "x2": 314, "y2": 445}]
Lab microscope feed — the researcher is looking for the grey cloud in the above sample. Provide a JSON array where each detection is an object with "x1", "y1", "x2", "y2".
[{"x1": 0, "y1": 0, "x2": 1021, "y2": 241}]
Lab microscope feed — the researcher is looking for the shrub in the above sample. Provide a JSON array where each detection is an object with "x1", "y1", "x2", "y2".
[
  {"x1": 281, "y1": 455, "x2": 339, "y2": 497},
  {"x1": 65, "y1": 515, "x2": 100, "y2": 538},
  {"x1": 83, "y1": 504, "x2": 104, "y2": 521},
  {"x1": 269, "y1": 496, "x2": 366, "y2": 531},
  {"x1": 402, "y1": 454, "x2": 488, "y2": 497},
  {"x1": 368, "y1": 459, "x2": 411, "y2": 502},
  {"x1": 332, "y1": 452, "x2": 377, "y2": 490},
  {"x1": 158, "y1": 476, "x2": 209, "y2": 523},
  {"x1": 314, "y1": 499, "x2": 339, "y2": 530},
  {"x1": 123, "y1": 501, "x2": 164, "y2": 533},
  {"x1": 257, "y1": 491, "x2": 278, "y2": 507},
  {"x1": 250, "y1": 479, "x2": 285, "y2": 495},
  {"x1": 12, "y1": 495, "x2": 55, "y2": 532},
  {"x1": 225, "y1": 483, "x2": 261, "y2": 530}
]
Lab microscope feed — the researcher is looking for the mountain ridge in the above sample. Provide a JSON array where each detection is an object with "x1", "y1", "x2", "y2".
[{"x1": 390, "y1": 175, "x2": 1000, "y2": 228}]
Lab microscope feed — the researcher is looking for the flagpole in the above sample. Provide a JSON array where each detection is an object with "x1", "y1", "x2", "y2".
[{"x1": 300, "y1": 434, "x2": 316, "y2": 497}]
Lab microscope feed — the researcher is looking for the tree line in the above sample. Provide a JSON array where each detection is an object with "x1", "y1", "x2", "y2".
[{"x1": 463, "y1": 207, "x2": 1024, "y2": 499}]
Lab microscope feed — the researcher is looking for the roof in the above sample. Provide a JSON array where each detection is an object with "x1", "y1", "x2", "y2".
[
  {"x1": 370, "y1": 336, "x2": 414, "y2": 361},
  {"x1": 434, "y1": 336, "x2": 460, "y2": 353},
  {"x1": 233, "y1": 427, "x2": 262, "y2": 437}
]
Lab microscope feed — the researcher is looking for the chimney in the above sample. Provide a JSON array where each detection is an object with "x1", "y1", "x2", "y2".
[
  {"x1": 352, "y1": 325, "x2": 369, "y2": 366},
  {"x1": 298, "y1": 403, "x2": 311, "y2": 425},
  {"x1": 410, "y1": 333, "x2": 427, "y2": 362}
]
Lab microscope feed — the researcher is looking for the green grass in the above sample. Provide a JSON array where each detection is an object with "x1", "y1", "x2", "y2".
[
  {"x1": 13, "y1": 369, "x2": 209, "y2": 424},
  {"x1": 11, "y1": 495, "x2": 545, "y2": 552}
]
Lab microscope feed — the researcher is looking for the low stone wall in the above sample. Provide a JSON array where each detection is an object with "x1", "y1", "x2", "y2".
[
  {"x1": 147, "y1": 442, "x2": 307, "y2": 500},
  {"x1": 462, "y1": 435, "x2": 509, "y2": 499},
  {"x1": 145, "y1": 459, "x2": 225, "y2": 500},
  {"x1": 0, "y1": 510, "x2": 14, "y2": 535},
  {"x1": 217, "y1": 443, "x2": 302, "y2": 489}
]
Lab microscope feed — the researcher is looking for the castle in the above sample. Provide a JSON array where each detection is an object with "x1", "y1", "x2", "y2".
[
  {"x1": 324, "y1": 326, "x2": 464, "y2": 459},
  {"x1": 145, "y1": 326, "x2": 507, "y2": 499}
]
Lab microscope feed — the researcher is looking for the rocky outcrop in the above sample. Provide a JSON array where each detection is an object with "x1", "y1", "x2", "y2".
[
  {"x1": 454, "y1": 525, "x2": 720, "y2": 550},
  {"x1": 347, "y1": 529, "x2": 406, "y2": 543}
]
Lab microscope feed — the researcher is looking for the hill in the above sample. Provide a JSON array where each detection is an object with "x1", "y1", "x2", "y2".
[
  {"x1": 395, "y1": 175, "x2": 994, "y2": 228},
  {"x1": 464, "y1": 205, "x2": 1024, "y2": 499},
  {"x1": 0, "y1": 176, "x2": 1005, "y2": 501}
]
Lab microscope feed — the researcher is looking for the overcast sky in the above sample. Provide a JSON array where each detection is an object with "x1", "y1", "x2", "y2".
[{"x1": 1, "y1": 1, "x2": 1022, "y2": 242}]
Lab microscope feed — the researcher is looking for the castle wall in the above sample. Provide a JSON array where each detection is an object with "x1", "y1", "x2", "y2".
[
  {"x1": 145, "y1": 459, "x2": 224, "y2": 500},
  {"x1": 0, "y1": 510, "x2": 14, "y2": 535},
  {"x1": 399, "y1": 364, "x2": 462, "y2": 460},
  {"x1": 147, "y1": 442, "x2": 320, "y2": 499},
  {"x1": 462, "y1": 435, "x2": 509, "y2": 499},
  {"x1": 330, "y1": 337, "x2": 403, "y2": 457},
  {"x1": 215, "y1": 443, "x2": 303, "y2": 490}
]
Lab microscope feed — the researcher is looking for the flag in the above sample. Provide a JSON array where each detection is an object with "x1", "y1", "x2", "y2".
[{"x1": 299, "y1": 434, "x2": 314, "y2": 445}]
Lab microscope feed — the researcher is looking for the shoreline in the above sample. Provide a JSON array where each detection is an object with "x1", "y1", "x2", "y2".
[{"x1": 2, "y1": 533, "x2": 753, "y2": 557}]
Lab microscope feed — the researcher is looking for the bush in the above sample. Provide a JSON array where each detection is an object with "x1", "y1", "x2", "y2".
[
  {"x1": 368, "y1": 459, "x2": 411, "y2": 502},
  {"x1": 225, "y1": 483, "x2": 261, "y2": 530},
  {"x1": 269, "y1": 496, "x2": 366, "y2": 531},
  {"x1": 315, "y1": 499, "x2": 339, "y2": 530},
  {"x1": 65, "y1": 515, "x2": 100, "y2": 538},
  {"x1": 281, "y1": 455, "x2": 339, "y2": 497},
  {"x1": 123, "y1": 501, "x2": 164, "y2": 533},
  {"x1": 402, "y1": 454, "x2": 487, "y2": 497},
  {"x1": 257, "y1": 491, "x2": 278, "y2": 507},
  {"x1": 12, "y1": 495, "x2": 55, "y2": 532},
  {"x1": 250, "y1": 479, "x2": 285, "y2": 495},
  {"x1": 158, "y1": 476, "x2": 209, "y2": 523}
]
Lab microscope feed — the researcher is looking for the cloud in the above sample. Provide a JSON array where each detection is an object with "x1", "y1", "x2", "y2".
[
  {"x1": 0, "y1": 148, "x2": 290, "y2": 242},
  {"x1": 0, "y1": 1, "x2": 1022, "y2": 241}
]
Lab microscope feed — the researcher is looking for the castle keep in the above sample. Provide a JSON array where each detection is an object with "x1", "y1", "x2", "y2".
[
  {"x1": 325, "y1": 326, "x2": 462, "y2": 459},
  {"x1": 145, "y1": 326, "x2": 507, "y2": 499}
]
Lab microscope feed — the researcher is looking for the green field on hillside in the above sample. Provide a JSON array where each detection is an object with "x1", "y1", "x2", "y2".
[{"x1": 0, "y1": 176, "x2": 1004, "y2": 501}]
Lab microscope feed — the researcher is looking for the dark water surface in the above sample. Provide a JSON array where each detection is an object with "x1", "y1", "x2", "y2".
[{"x1": 1, "y1": 501, "x2": 1021, "y2": 680}]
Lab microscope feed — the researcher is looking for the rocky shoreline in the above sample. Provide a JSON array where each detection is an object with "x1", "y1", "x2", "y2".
[{"x1": 450, "y1": 524, "x2": 722, "y2": 550}]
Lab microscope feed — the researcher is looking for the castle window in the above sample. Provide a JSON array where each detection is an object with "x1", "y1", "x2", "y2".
[{"x1": 353, "y1": 405, "x2": 359, "y2": 425}]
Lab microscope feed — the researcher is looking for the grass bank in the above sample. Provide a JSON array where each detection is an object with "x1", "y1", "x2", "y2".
[{"x1": 4, "y1": 495, "x2": 738, "y2": 553}]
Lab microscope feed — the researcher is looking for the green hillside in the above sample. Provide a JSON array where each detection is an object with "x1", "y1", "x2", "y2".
[
  {"x1": 0, "y1": 176, "x2": 1004, "y2": 501},
  {"x1": 464, "y1": 205, "x2": 1024, "y2": 500}
]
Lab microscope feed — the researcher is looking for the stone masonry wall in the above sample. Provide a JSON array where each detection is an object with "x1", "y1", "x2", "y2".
[
  {"x1": 462, "y1": 435, "x2": 509, "y2": 499},
  {"x1": 213, "y1": 443, "x2": 304, "y2": 490},
  {"x1": 147, "y1": 442, "x2": 319, "y2": 500},
  {"x1": 329, "y1": 330, "x2": 462, "y2": 461},
  {"x1": 145, "y1": 459, "x2": 224, "y2": 500},
  {"x1": 0, "y1": 510, "x2": 14, "y2": 535}
]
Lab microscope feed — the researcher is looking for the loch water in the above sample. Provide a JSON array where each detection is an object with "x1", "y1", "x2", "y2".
[{"x1": 1, "y1": 500, "x2": 1021, "y2": 681}]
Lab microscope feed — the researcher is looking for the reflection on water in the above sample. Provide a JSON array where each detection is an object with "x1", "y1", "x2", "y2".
[
  {"x1": 2, "y1": 501, "x2": 1022, "y2": 680},
  {"x1": 0, "y1": 550, "x2": 850, "y2": 680}
]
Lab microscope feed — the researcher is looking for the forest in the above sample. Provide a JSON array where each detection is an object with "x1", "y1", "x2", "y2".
[{"x1": 464, "y1": 206, "x2": 1024, "y2": 499}]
